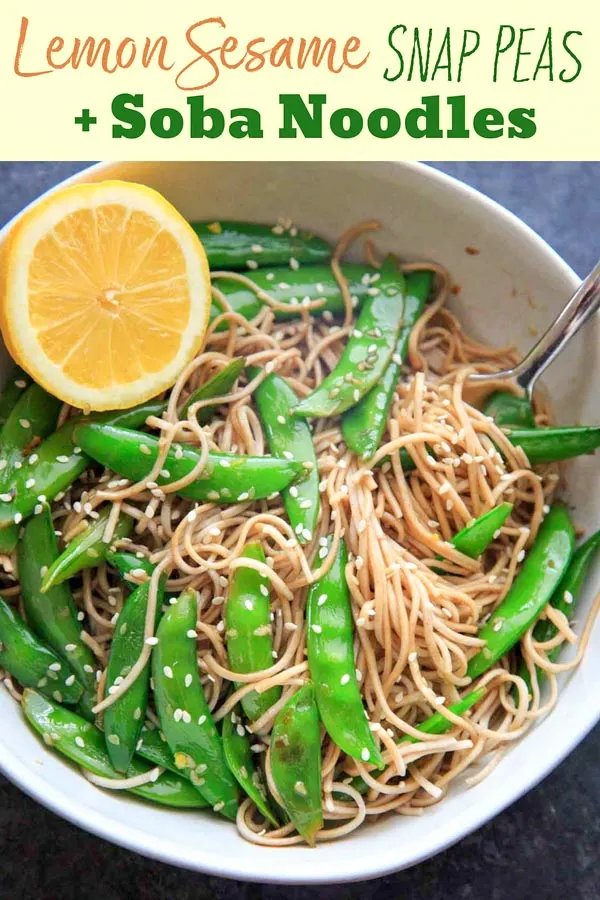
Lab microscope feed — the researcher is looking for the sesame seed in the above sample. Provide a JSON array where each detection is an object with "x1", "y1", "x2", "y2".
[
  {"x1": 439, "y1": 483, "x2": 451, "y2": 495},
  {"x1": 184, "y1": 674, "x2": 193, "y2": 688},
  {"x1": 260, "y1": 584, "x2": 269, "y2": 597},
  {"x1": 277, "y1": 415, "x2": 286, "y2": 425},
  {"x1": 246, "y1": 259, "x2": 259, "y2": 270},
  {"x1": 353, "y1": 389, "x2": 360, "y2": 402},
  {"x1": 294, "y1": 780, "x2": 308, "y2": 796},
  {"x1": 361, "y1": 748, "x2": 371, "y2": 761},
  {"x1": 517, "y1": 550, "x2": 526, "y2": 562},
  {"x1": 65, "y1": 643, "x2": 77, "y2": 652},
  {"x1": 198, "y1": 715, "x2": 206, "y2": 725},
  {"x1": 52, "y1": 691, "x2": 63, "y2": 702},
  {"x1": 75, "y1": 736, "x2": 85, "y2": 748},
  {"x1": 311, "y1": 624, "x2": 322, "y2": 634},
  {"x1": 65, "y1": 674, "x2": 76, "y2": 686},
  {"x1": 302, "y1": 529, "x2": 312, "y2": 541},
  {"x1": 340, "y1": 673, "x2": 350, "y2": 685},
  {"x1": 108, "y1": 734, "x2": 120, "y2": 745},
  {"x1": 19, "y1": 418, "x2": 30, "y2": 429},
  {"x1": 220, "y1": 459, "x2": 231, "y2": 468},
  {"x1": 493, "y1": 619, "x2": 504, "y2": 632},
  {"x1": 289, "y1": 257, "x2": 300, "y2": 270},
  {"x1": 408, "y1": 651, "x2": 417, "y2": 663},
  {"x1": 251, "y1": 244, "x2": 263, "y2": 253},
  {"x1": 564, "y1": 590, "x2": 574, "y2": 605},
  {"x1": 182, "y1": 711, "x2": 191, "y2": 724},
  {"x1": 173, "y1": 709, "x2": 183, "y2": 722},
  {"x1": 134, "y1": 708, "x2": 142, "y2": 720},
  {"x1": 187, "y1": 630, "x2": 197, "y2": 639},
  {"x1": 13, "y1": 513, "x2": 22, "y2": 524},
  {"x1": 317, "y1": 593, "x2": 327, "y2": 606},
  {"x1": 163, "y1": 666, "x2": 173, "y2": 679},
  {"x1": 282, "y1": 450, "x2": 294, "y2": 460}
]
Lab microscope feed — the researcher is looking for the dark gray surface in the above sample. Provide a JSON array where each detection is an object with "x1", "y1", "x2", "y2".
[{"x1": 0, "y1": 162, "x2": 598, "y2": 899}]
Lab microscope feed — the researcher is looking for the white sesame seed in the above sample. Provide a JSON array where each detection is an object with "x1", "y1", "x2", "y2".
[
  {"x1": 543, "y1": 504, "x2": 550, "y2": 514},
  {"x1": 182, "y1": 710, "x2": 191, "y2": 724},
  {"x1": 311, "y1": 624, "x2": 322, "y2": 634},
  {"x1": 564, "y1": 590, "x2": 574, "y2": 605},
  {"x1": 361, "y1": 748, "x2": 371, "y2": 761},
  {"x1": 246, "y1": 259, "x2": 259, "y2": 270},
  {"x1": 408, "y1": 651, "x2": 417, "y2": 663},
  {"x1": 173, "y1": 709, "x2": 183, "y2": 722},
  {"x1": 108, "y1": 734, "x2": 120, "y2": 745},
  {"x1": 439, "y1": 483, "x2": 451, "y2": 495},
  {"x1": 302, "y1": 529, "x2": 312, "y2": 542},
  {"x1": 198, "y1": 715, "x2": 207, "y2": 725},
  {"x1": 75, "y1": 736, "x2": 85, "y2": 748},
  {"x1": 163, "y1": 666, "x2": 173, "y2": 679},
  {"x1": 340, "y1": 674, "x2": 350, "y2": 685},
  {"x1": 260, "y1": 584, "x2": 269, "y2": 597},
  {"x1": 13, "y1": 513, "x2": 22, "y2": 524},
  {"x1": 19, "y1": 418, "x2": 30, "y2": 428},
  {"x1": 244, "y1": 599, "x2": 254, "y2": 611},
  {"x1": 220, "y1": 459, "x2": 230, "y2": 468},
  {"x1": 517, "y1": 550, "x2": 526, "y2": 562},
  {"x1": 289, "y1": 257, "x2": 300, "y2": 270}
]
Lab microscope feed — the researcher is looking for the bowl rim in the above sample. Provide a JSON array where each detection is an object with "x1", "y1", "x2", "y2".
[{"x1": 0, "y1": 160, "x2": 589, "y2": 885}]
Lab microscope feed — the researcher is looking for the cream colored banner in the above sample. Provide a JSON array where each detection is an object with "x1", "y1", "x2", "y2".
[{"x1": 0, "y1": 0, "x2": 597, "y2": 160}]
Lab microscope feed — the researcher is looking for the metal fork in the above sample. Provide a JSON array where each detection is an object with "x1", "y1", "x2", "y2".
[{"x1": 467, "y1": 259, "x2": 600, "y2": 402}]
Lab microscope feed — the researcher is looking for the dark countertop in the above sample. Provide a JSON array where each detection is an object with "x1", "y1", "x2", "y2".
[{"x1": 0, "y1": 162, "x2": 598, "y2": 899}]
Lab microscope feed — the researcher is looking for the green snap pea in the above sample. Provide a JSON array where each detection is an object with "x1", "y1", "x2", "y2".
[
  {"x1": 106, "y1": 550, "x2": 154, "y2": 584},
  {"x1": 222, "y1": 709, "x2": 278, "y2": 826},
  {"x1": 342, "y1": 270, "x2": 433, "y2": 458},
  {"x1": 517, "y1": 528, "x2": 600, "y2": 696},
  {"x1": 0, "y1": 596, "x2": 82, "y2": 703},
  {"x1": 210, "y1": 264, "x2": 373, "y2": 328},
  {"x1": 153, "y1": 590, "x2": 239, "y2": 819},
  {"x1": 103, "y1": 579, "x2": 165, "y2": 773},
  {"x1": 225, "y1": 542, "x2": 281, "y2": 721},
  {"x1": 73, "y1": 424, "x2": 306, "y2": 505},
  {"x1": 191, "y1": 220, "x2": 331, "y2": 270},
  {"x1": 18, "y1": 506, "x2": 98, "y2": 715},
  {"x1": 295, "y1": 259, "x2": 406, "y2": 419},
  {"x1": 180, "y1": 358, "x2": 245, "y2": 421},
  {"x1": 386, "y1": 424, "x2": 600, "y2": 474},
  {"x1": 0, "y1": 400, "x2": 166, "y2": 531},
  {"x1": 483, "y1": 391, "x2": 536, "y2": 428},
  {"x1": 248, "y1": 367, "x2": 319, "y2": 543},
  {"x1": 270, "y1": 682, "x2": 323, "y2": 846},
  {"x1": 22, "y1": 690, "x2": 208, "y2": 809},
  {"x1": 0, "y1": 382, "x2": 63, "y2": 553},
  {"x1": 450, "y1": 502, "x2": 513, "y2": 559},
  {"x1": 467, "y1": 505, "x2": 575, "y2": 679},
  {"x1": 0, "y1": 364, "x2": 31, "y2": 426},
  {"x1": 41, "y1": 506, "x2": 133, "y2": 593},
  {"x1": 307, "y1": 537, "x2": 383, "y2": 768}
]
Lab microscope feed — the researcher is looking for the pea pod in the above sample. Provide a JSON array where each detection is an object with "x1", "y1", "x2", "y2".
[
  {"x1": 295, "y1": 259, "x2": 406, "y2": 419},
  {"x1": 248, "y1": 367, "x2": 319, "y2": 543},
  {"x1": 153, "y1": 590, "x2": 239, "y2": 819},
  {"x1": 103, "y1": 579, "x2": 165, "y2": 772},
  {"x1": 222, "y1": 709, "x2": 278, "y2": 826},
  {"x1": 0, "y1": 382, "x2": 63, "y2": 552},
  {"x1": 342, "y1": 270, "x2": 433, "y2": 458},
  {"x1": 450, "y1": 502, "x2": 513, "y2": 559},
  {"x1": 106, "y1": 550, "x2": 154, "y2": 584},
  {"x1": 22, "y1": 690, "x2": 208, "y2": 809},
  {"x1": 517, "y1": 528, "x2": 600, "y2": 696},
  {"x1": 483, "y1": 391, "x2": 535, "y2": 428},
  {"x1": 18, "y1": 506, "x2": 98, "y2": 715},
  {"x1": 385, "y1": 424, "x2": 600, "y2": 473},
  {"x1": 0, "y1": 399, "x2": 166, "y2": 530},
  {"x1": 467, "y1": 505, "x2": 575, "y2": 679},
  {"x1": 307, "y1": 537, "x2": 383, "y2": 768},
  {"x1": 0, "y1": 596, "x2": 82, "y2": 703},
  {"x1": 333, "y1": 688, "x2": 485, "y2": 800},
  {"x1": 270, "y1": 682, "x2": 323, "y2": 846},
  {"x1": 0, "y1": 364, "x2": 31, "y2": 426},
  {"x1": 210, "y1": 264, "x2": 374, "y2": 328},
  {"x1": 180, "y1": 358, "x2": 245, "y2": 421},
  {"x1": 41, "y1": 506, "x2": 133, "y2": 592},
  {"x1": 73, "y1": 424, "x2": 306, "y2": 505},
  {"x1": 225, "y1": 542, "x2": 281, "y2": 721},
  {"x1": 191, "y1": 220, "x2": 331, "y2": 270}
]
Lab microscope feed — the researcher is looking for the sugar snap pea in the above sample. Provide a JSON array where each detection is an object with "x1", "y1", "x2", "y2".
[
  {"x1": 222, "y1": 709, "x2": 278, "y2": 826},
  {"x1": 180, "y1": 358, "x2": 245, "y2": 421},
  {"x1": 307, "y1": 537, "x2": 383, "y2": 768},
  {"x1": 104, "y1": 579, "x2": 165, "y2": 772},
  {"x1": 248, "y1": 367, "x2": 319, "y2": 543},
  {"x1": 153, "y1": 589, "x2": 239, "y2": 818},
  {"x1": 73, "y1": 424, "x2": 306, "y2": 505},
  {"x1": 342, "y1": 270, "x2": 433, "y2": 458},
  {"x1": 517, "y1": 528, "x2": 600, "y2": 696},
  {"x1": 467, "y1": 505, "x2": 575, "y2": 679},
  {"x1": 106, "y1": 550, "x2": 154, "y2": 584},
  {"x1": 22, "y1": 690, "x2": 208, "y2": 808},
  {"x1": 270, "y1": 682, "x2": 323, "y2": 846},
  {"x1": 295, "y1": 259, "x2": 406, "y2": 419},
  {"x1": 450, "y1": 502, "x2": 513, "y2": 559},
  {"x1": 225, "y1": 542, "x2": 282, "y2": 722},
  {"x1": 41, "y1": 506, "x2": 133, "y2": 592},
  {"x1": 0, "y1": 364, "x2": 31, "y2": 426},
  {"x1": 191, "y1": 220, "x2": 331, "y2": 270},
  {"x1": 18, "y1": 506, "x2": 98, "y2": 715},
  {"x1": 483, "y1": 390, "x2": 536, "y2": 428},
  {"x1": 0, "y1": 596, "x2": 82, "y2": 703},
  {"x1": 0, "y1": 399, "x2": 166, "y2": 530},
  {"x1": 0, "y1": 382, "x2": 63, "y2": 552},
  {"x1": 210, "y1": 264, "x2": 373, "y2": 328},
  {"x1": 385, "y1": 424, "x2": 600, "y2": 474}
]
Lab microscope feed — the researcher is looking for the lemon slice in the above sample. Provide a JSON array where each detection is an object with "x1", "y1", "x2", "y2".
[{"x1": 1, "y1": 180, "x2": 211, "y2": 411}]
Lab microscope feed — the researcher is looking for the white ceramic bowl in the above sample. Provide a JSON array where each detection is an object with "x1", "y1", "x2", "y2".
[{"x1": 0, "y1": 162, "x2": 597, "y2": 884}]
